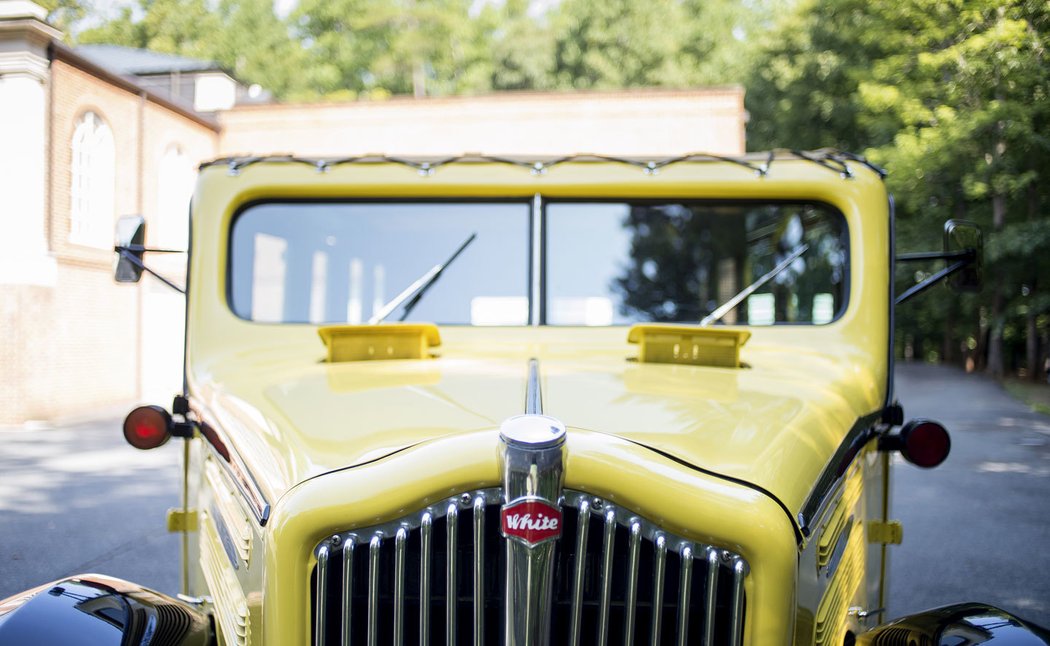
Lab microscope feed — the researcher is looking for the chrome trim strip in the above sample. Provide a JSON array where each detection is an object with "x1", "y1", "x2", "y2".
[
  {"x1": 729, "y1": 558, "x2": 748, "y2": 646},
  {"x1": 624, "y1": 521, "x2": 642, "y2": 645},
  {"x1": 394, "y1": 528, "x2": 407, "y2": 646},
  {"x1": 703, "y1": 547, "x2": 719, "y2": 646},
  {"x1": 341, "y1": 539, "x2": 354, "y2": 646},
  {"x1": 530, "y1": 193, "x2": 542, "y2": 326},
  {"x1": 597, "y1": 508, "x2": 616, "y2": 646},
  {"x1": 473, "y1": 495, "x2": 485, "y2": 646},
  {"x1": 316, "y1": 544, "x2": 329, "y2": 646},
  {"x1": 799, "y1": 411, "x2": 882, "y2": 537},
  {"x1": 191, "y1": 403, "x2": 271, "y2": 525},
  {"x1": 568, "y1": 498, "x2": 590, "y2": 646},
  {"x1": 650, "y1": 534, "x2": 666, "y2": 646},
  {"x1": 367, "y1": 535, "x2": 380, "y2": 646},
  {"x1": 525, "y1": 358, "x2": 543, "y2": 415},
  {"x1": 446, "y1": 503, "x2": 458, "y2": 646},
  {"x1": 677, "y1": 546, "x2": 693, "y2": 646},
  {"x1": 420, "y1": 512, "x2": 432, "y2": 646},
  {"x1": 501, "y1": 414, "x2": 566, "y2": 646}
]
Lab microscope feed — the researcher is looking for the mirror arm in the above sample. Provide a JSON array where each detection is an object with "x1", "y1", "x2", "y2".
[
  {"x1": 895, "y1": 258, "x2": 970, "y2": 305},
  {"x1": 115, "y1": 248, "x2": 186, "y2": 294},
  {"x1": 896, "y1": 249, "x2": 973, "y2": 263},
  {"x1": 120, "y1": 244, "x2": 185, "y2": 254}
]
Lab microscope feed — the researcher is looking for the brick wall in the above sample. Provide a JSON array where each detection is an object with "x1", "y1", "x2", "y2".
[{"x1": 0, "y1": 59, "x2": 217, "y2": 424}]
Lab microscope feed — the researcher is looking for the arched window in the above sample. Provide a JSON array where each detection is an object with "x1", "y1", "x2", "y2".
[
  {"x1": 69, "y1": 111, "x2": 115, "y2": 248},
  {"x1": 157, "y1": 144, "x2": 195, "y2": 249}
]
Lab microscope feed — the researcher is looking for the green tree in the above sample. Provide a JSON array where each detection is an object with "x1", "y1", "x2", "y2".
[
  {"x1": 861, "y1": 0, "x2": 1050, "y2": 377},
  {"x1": 745, "y1": 0, "x2": 888, "y2": 151},
  {"x1": 748, "y1": 0, "x2": 1050, "y2": 378},
  {"x1": 39, "y1": 0, "x2": 89, "y2": 35},
  {"x1": 77, "y1": 0, "x2": 307, "y2": 98},
  {"x1": 549, "y1": 0, "x2": 770, "y2": 90},
  {"x1": 292, "y1": 0, "x2": 486, "y2": 98}
]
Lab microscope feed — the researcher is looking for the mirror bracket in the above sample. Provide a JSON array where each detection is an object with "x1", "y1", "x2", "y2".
[
  {"x1": 114, "y1": 246, "x2": 186, "y2": 294},
  {"x1": 113, "y1": 214, "x2": 186, "y2": 294},
  {"x1": 895, "y1": 219, "x2": 982, "y2": 305}
]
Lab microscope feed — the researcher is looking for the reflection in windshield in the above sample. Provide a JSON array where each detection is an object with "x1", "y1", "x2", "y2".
[
  {"x1": 230, "y1": 202, "x2": 530, "y2": 325},
  {"x1": 229, "y1": 200, "x2": 847, "y2": 326},
  {"x1": 546, "y1": 202, "x2": 848, "y2": 325}
]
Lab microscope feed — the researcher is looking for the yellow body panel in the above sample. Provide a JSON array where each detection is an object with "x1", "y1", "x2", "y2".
[{"x1": 179, "y1": 157, "x2": 892, "y2": 645}]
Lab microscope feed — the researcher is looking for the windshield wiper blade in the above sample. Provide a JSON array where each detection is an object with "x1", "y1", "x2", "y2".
[
  {"x1": 699, "y1": 243, "x2": 809, "y2": 326},
  {"x1": 367, "y1": 233, "x2": 477, "y2": 325}
]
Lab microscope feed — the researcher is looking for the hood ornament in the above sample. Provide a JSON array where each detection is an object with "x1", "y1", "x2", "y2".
[{"x1": 500, "y1": 359, "x2": 566, "y2": 646}]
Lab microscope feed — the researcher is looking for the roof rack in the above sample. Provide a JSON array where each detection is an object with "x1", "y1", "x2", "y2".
[{"x1": 200, "y1": 149, "x2": 886, "y2": 180}]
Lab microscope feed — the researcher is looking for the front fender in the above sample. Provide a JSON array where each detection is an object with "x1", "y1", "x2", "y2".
[
  {"x1": 858, "y1": 603, "x2": 1050, "y2": 645},
  {"x1": 0, "y1": 574, "x2": 214, "y2": 646}
]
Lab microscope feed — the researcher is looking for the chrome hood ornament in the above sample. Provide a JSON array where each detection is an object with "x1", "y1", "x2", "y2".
[{"x1": 500, "y1": 359, "x2": 566, "y2": 646}]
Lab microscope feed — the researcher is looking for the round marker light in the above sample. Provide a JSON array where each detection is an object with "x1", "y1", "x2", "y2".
[
  {"x1": 123, "y1": 405, "x2": 172, "y2": 450},
  {"x1": 899, "y1": 419, "x2": 950, "y2": 468}
]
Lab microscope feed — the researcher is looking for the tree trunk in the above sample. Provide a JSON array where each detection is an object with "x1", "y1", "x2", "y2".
[
  {"x1": 987, "y1": 288, "x2": 1005, "y2": 378},
  {"x1": 412, "y1": 61, "x2": 426, "y2": 98},
  {"x1": 943, "y1": 314, "x2": 955, "y2": 365},
  {"x1": 1026, "y1": 300, "x2": 1038, "y2": 381}
]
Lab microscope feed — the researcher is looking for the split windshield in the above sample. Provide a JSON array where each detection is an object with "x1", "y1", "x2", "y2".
[{"x1": 228, "y1": 200, "x2": 848, "y2": 326}]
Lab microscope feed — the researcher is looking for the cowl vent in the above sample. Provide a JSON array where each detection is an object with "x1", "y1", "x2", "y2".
[{"x1": 318, "y1": 324, "x2": 441, "y2": 362}]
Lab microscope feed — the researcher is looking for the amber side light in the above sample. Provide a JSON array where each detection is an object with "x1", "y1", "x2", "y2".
[
  {"x1": 883, "y1": 419, "x2": 951, "y2": 468},
  {"x1": 122, "y1": 405, "x2": 172, "y2": 450}
]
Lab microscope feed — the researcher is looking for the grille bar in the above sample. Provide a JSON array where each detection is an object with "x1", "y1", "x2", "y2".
[
  {"x1": 316, "y1": 544, "x2": 329, "y2": 646},
  {"x1": 446, "y1": 503, "x2": 458, "y2": 646},
  {"x1": 704, "y1": 547, "x2": 719, "y2": 646},
  {"x1": 394, "y1": 529, "x2": 407, "y2": 645},
  {"x1": 650, "y1": 535, "x2": 666, "y2": 646},
  {"x1": 729, "y1": 558, "x2": 748, "y2": 646},
  {"x1": 472, "y1": 496, "x2": 484, "y2": 646},
  {"x1": 597, "y1": 508, "x2": 616, "y2": 645},
  {"x1": 568, "y1": 498, "x2": 590, "y2": 646},
  {"x1": 420, "y1": 513, "x2": 432, "y2": 646},
  {"x1": 677, "y1": 546, "x2": 693, "y2": 646},
  {"x1": 367, "y1": 536, "x2": 380, "y2": 646},
  {"x1": 312, "y1": 489, "x2": 749, "y2": 646},
  {"x1": 342, "y1": 538, "x2": 354, "y2": 645},
  {"x1": 624, "y1": 522, "x2": 642, "y2": 644}
]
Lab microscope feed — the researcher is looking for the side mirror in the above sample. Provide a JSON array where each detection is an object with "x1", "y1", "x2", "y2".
[
  {"x1": 114, "y1": 215, "x2": 146, "y2": 283},
  {"x1": 943, "y1": 219, "x2": 982, "y2": 291}
]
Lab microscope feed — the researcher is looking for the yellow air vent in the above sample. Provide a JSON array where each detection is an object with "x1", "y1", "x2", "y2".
[
  {"x1": 627, "y1": 324, "x2": 751, "y2": 368},
  {"x1": 813, "y1": 462, "x2": 866, "y2": 646},
  {"x1": 318, "y1": 324, "x2": 441, "y2": 362}
]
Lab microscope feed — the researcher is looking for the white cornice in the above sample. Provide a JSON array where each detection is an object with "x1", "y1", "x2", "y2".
[{"x1": 0, "y1": 49, "x2": 49, "y2": 82}]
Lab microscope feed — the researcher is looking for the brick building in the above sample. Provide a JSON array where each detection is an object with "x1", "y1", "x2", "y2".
[{"x1": 0, "y1": 0, "x2": 747, "y2": 424}]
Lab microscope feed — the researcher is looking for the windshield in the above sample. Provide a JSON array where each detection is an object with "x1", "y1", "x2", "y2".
[
  {"x1": 545, "y1": 201, "x2": 848, "y2": 325},
  {"x1": 228, "y1": 199, "x2": 848, "y2": 326},
  {"x1": 229, "y1": 201, "x2": 530, "y2": 324}
]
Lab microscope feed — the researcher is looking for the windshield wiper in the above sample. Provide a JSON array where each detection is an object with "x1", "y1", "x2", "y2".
[
  {"x1": 699, "y1": 243, "x2": 809, "y2": 326},
  {"x1": 368, "y1": 233, "x2": 478, "y2": 324}
]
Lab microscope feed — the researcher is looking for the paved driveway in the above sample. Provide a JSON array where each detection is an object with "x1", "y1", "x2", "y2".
[
  {"x1": 0, "y1": 417, "x2": 181, "y2": 598},
  {"x1": 888, "y1": 362, "x2": 1050, "y2": 625}
]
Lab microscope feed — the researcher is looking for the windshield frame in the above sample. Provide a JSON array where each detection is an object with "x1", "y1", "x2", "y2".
[{"x1": 224, "y1": 196, "x2": 851, "y2": 327}]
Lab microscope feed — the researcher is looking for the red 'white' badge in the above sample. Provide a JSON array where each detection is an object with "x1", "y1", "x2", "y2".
[{"x1": 500, "y1": 499, "x2": 562, "y2": 546}]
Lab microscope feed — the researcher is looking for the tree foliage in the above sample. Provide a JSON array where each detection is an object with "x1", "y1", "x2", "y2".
[
  {"x1": 748, "y1": 0, "x2": 1050, "y2": 378},
  {"x1": 70, "y1": 0, "x2": 770, "y2": 99}
]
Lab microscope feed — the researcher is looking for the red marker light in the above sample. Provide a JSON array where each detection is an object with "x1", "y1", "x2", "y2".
[
  {"x1": 123, "y1": 405, "x2": 172, "y2": 450},
  {"x1": 900, "y1": 419, "x2": 951, "y2": 468}
]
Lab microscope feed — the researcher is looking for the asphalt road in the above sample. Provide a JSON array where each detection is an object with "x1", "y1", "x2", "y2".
[
  {"x1": 1, "y1": 363, "x2": 1048, "y2": 628},
  {"x1": 886, "y1": 362, "x2": 1050, "y2": 626}
]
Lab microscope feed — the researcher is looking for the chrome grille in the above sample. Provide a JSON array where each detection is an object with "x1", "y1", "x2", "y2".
[{"x1": 312, "y1": 489, "x2": 748, "y2": 645}]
